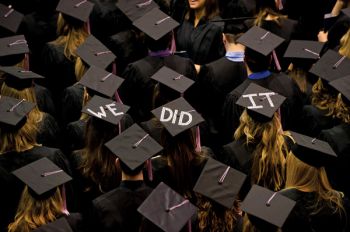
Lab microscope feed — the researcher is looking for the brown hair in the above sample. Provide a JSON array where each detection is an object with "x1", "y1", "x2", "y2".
[
  {"x1": 311, "y1": 78, "x2": 337, "y2": 117},
  {"x1": 335, "y1": 93, "x2": 350, "y2": 123},
  {"x1": 339, "y1": 28, "x2": 350, "y2": 58},
  {"x1": 288, "y1": 67, "x2": 308, "y2": 93},
  {"x1": 185, "y1": 0, "x2": 220, "y2": 21},
  {"x1": 253, "y1": 8, "x2": 285, "y2": 27}
]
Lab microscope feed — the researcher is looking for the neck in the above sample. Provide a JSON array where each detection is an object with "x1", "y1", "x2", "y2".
[
  {"x1": 246, "y1": 64, "x2": 253, "y2": 76},
  {"x1": 121, "y1": 172, "x2": 144, "y2": 181},
  {"x1": 226, "y1": 43, "x2": 245, "y2": 52},
  {"x1": 194, "y1": 8, "x2": 205, "y2": 27}
]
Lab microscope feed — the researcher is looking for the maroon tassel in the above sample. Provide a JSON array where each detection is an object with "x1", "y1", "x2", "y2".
[{"x1": 147, "y1": 159, "x2": 153, "y2": 181}]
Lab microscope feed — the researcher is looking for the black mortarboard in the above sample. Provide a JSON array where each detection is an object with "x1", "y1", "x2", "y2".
[
  {"x1": 323, "y1": 13, "x2": 338, "y2": 32},
  {"x1": 33, "y1": 218, "x2": 73, "y2": 232},
  {"x1": 133, "y1": 8, "x2": 179, "y2": 41},
  {"x1": 79, "y1": 66, "x2": 124, "y2": 98},
  {"x1": 193, "y1": 158, "x2": 247, "y2": 209},
  {"x1": 237, "y1": 26, "x2": 285, "y2": 56},
  {"x1": 241, "y1": 185, "x2": 296, "y2": 228},
  {"x1": 12, "y1": 157, "x2": 72, "y2": 196},
  {"x1": 151, "y1": 97, "x2": 204, "y2": 136},
  {"x1": 0, "y1": 96, "x2": 35, "y2": 127},
  {"x1": 0, "y1": 4, "x2": 24, "y2": 33},
  {"x1": 76, "y1": 35, "x2": 116, "y2": 69},
  {"x1": 105, "y1": 123, "x2": 163, "y2": 170},
  {"x1": 341, "y1": 7, "x2": 350, "y2": 19},
  {"x1": 284, "y1": 40, "x2": 324, "y2": 60},
  {"x1": 138, "y1": 182, "x2": 197, "y2": 232},
  {"x1": 0, "y1": 35, "x2": 29, "y2": 57},
  {"x1": 116, "y1": 0, "x2": 159, "y2": 22},
  {"x1": 211, "y1": 17, "x2": 254, "y2": 34},
  {"x1": 235, "y1": 83, "x2": 286, "y2": 121},
  {"x1": 1, "y1": 66, "x2": 44, "y2": 90},
  {"x1": 81, "y1": 95, "x2": 129, "y2": 125},
  {"x1": 289, "y1": 131, "x2": 337, "y2": 167},
  {"x1": 329, "y1": 75, "x2": 350, "y2": 101},
  {"x1": 309, "y1": 50, "x2": 350, "y2": 82},
  {"x1": 150, "y1": 66, "x2": 194, "y2": 94},
  {"x1": 56, "y1": 0, "x2": 94, "y2": 22}
]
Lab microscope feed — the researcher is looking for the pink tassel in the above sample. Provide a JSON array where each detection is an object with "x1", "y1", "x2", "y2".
[
  {"x1": 276, "y1": 0, "x2": 283, "y2": 10},
  {"x1": 147, "y1": 159, "x2": 153, "y2": 181},
  {"x1": 272, "y1": 50, "x2": 281, "y2": 72},
  {"x1": 195, "y1": 126, "x2": 201, "y2": 152},
  {"x1": 112, "y1": 61, "x2": 117, "y2": 75},
  {"x1": 86, "y1": 19, "x2": 91, "y2": 35},
  {"x1": 170, "y1": 31, "x2": 176, "y2": 54},
  {"x1": 24, "y1": 53, "x2": 30, "y2": 70},
  {"x1": 61, "y1": 185, "x2": 70, "y2": 215},
  {"x1": 188, "y1": 219, "x2": 192, "y2": 232}
]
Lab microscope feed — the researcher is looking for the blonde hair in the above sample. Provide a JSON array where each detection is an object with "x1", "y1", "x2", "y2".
[
  {"x1": 285, "y1": 152, "x2": 345, "y2": 215},
  {"x1": 234, "y1": 110, "x2": 289, "y2": 191},
  {"x1": 288, "y1": 67, "x2": 308, "y2": 93},
  {"x1": 8, "y1": 186, "x2": 64, "y2": 232},
  {"x1": 339, "y1": 28, "x2": 350, "y2": 58},
  {"x1": 311, "y1": 78, "x2": 337, "y2": 117},
  {"x1": 254, "y1": 8, "x2": 286, "y2": 27},
  {"x1": 335, "y1": 93, "x2": 350, "y2": 123},
  {"x1": 74, "y1": 57, "x2": 88, "y2": 82},
  {"x1": 52, "y1": 13, "x2": 89, "y2": 61}
]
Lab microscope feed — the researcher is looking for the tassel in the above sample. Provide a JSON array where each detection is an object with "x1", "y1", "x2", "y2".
[
  {"x1": 61, "y1": 185, "x2": 70, "y2": 215},
  {"x1": 272, "y1": 50, "x2": 281, "y2": 72},
  {"x1": 188, "y1": 219, "x2": 192, "y2": 232},
  {"x1": 195, "y1": 126, "x2": 201, "y2": 152},
  {"x1": 24, "y1": 53, "x2": 30, "y2": 70},
  {"x1": 147, "y1": 159, "x2": 153, "y2": 181},
  {"x1": 170, "y1": 31, "x2": 176, "y2": 54},
  {"x1": 86, "y1": 19, "x2": 91, "y2": 35}
]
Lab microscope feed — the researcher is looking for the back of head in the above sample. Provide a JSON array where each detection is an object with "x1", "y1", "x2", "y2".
[
  {"x1": 255, "y1": 0, "x2": 278, "y2": 13},
  {"x1": 244, "y1": 47, "x2": 271, "y2": 72},
  {"x1": 145, "y1": 32, "x2": 172, "y2": 52}
]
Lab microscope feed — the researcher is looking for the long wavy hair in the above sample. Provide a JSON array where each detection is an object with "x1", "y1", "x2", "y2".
[
  {"x1": 8, "y1": 186, "x2": 64, "y2": 232},
  {"x1": 197, "y1": 197, "x2": 241, "y2": 232},
  {"x1": 288, "y1": 67, "x2": 308, "y2": 93},
  {"x1": 51, "y1": 13, "x2": 89, "y2": 61},
  {"x1": 79, "y1": 117, "x2": 121, "y2": 194},
  {"x1": 234, "y1": 110, "x2": 289, "y2": 191},
  {"x1": 253, "y1": 0, "x2": 285, "y2": 27},
  {"x1": 285, "y1": 152, "x2": 345, "y2": 216},
  {"x1": 339, "y1": 28, "x2": 350, "y2": 58},
  {"x1": 74, "y1": 57, "x2": 89, "y2": 82},
  {"x1": 335, "y1": 93, "x2": 350, "y2": 124},
  {"x1": 185, "y1": 0, "x2": 220, "y2": 21},
  {"x1": 311, "y1": 78, "x2": 337, "y2": 117}
]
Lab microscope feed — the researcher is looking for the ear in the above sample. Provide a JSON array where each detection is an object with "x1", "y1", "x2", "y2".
[
  {"x1": 115, "y1": 158, "x2": 120, "y2": 168},
  {"x1": 222, "y1": 33, "x2": 227, "y2": 45}
]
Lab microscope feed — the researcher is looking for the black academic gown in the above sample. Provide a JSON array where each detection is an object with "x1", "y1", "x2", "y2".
[
  {"x1": 88, "y1": 181, "x2": 153, "y2": 232},
  {"x1": 221, "y1": 72, "x2": 302, "y2": 144},
  {"x1": 119, "y1": 55, "x2": 196, "y2": 122},
  {"x1": 34, "y1": 83, "x2": 57, "y2": 117},
  {"x1": 0, "y1": 146, "x2": 72, "y2": 232},
  {"x1": 175, "y1": 17, "x2": 225, "y2": 65},
  {"x1": 64, "y1": 119, "x2": 87, "y2": 153},
  {"x1": 320, "y1": 123, "x2": 350, "y2": 197},
  {"x1": 37, "y1": 112, "x2": 62, "y2": 149},
  {"x1": 280, "y1": 188, "x2": 349, "y2": 232},
  {"x1": 61, "y1": 84, "x2": 84, "y2": 126}
]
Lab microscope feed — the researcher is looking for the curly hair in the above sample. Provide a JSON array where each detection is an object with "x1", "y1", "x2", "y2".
[
  {"x1": 311, "y1": 78, "x2": 337, "y2": 117},
  {"x1": 339, "y1": 28, "x2": 350, "y2": 58},
  {"x1": 335, "y1": 93, "x2": 350, "y2": 123},
  {"x1": 234, "y1": 110, "x2": 289, "y2": 191}
]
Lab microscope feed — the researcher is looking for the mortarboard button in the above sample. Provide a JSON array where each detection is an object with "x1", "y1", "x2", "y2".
[
  {"x1": 150, "y1": 66, "x2": 194, "y2": 94},
  {"x1": 241, "y1": 185, "x2": 296, "y2": 228},
  {"x1": 309, "y1": 49, "x2": 350, "y2": 82},
  {"x1": 133, "y1": 8, "x2": 179, "y2": 41},
  {"x1": 12, "y1": 157, "x2": 72, "y2": 196},
  {"x1": 76, "y1": 35, "x2": 116, "y2": 69},
  {"x1": 284, "y1": 40, "x2": 324, "y2": 60},
  {"x1": 79, "y1": 66, "x2": 124, "y2": 98},
  {"x1": 138, "y1": 182, "x2": 197, "y2": 232},
  {"x1": 116, "y1": 0, "x2": 159, "y2": 22},
  {"x1": 33, "y1": 217, "x2": 73, "y2": 232},
  {"x1": 56, "y1": 0, "x2": 94, "y2": 23},
  {"x1": 0, "y1": 95, "x2": 35, "y2": 127},
  {"x1": 237, "y1": 26, "x2": 285, "y2": 56},
  {"x1": 81, "y1": 95, "x2": 129, "y2": 125},
  {"x1": 329, "y1": 75, "x2": 350, "y2": 101},
  {"x1": 235, "y1": 83, "x2": 286, "y2": 120},
  {"x1": 151, "y1": 97, "x2": 204, "y2": 137},
  {"x1": 193, "y1": 158, "x2": 247, "y2": 209},
  {"x1": 0, "y1": 4, "x2": 24, "y2": 33},
  {"x1": 289, "y1": 131, "x2": 337, "y2": 168},
  {"x1": 0, "y1": 66, "x2": 44, "y2": 90},
  {"x1": 105, "y1": 123, "x2": 163, "y2": 170}
]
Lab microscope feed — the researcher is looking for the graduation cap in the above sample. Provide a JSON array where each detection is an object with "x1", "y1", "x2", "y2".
[
  {"x1": 237, "y1": 26, "x2": 285, "y2": 56},
  {"x1": 289, "y1": 131, "x2": 337, "y2": 167},
  {"x1": 151, "y1": 97, "x2": 204, "y2": 137},
  {"x1": 76, "y1": 35, "x2": 116, "y2": 69},
  {"x1": 0, "y1": 66, "x2": 44, "y2": 90},
  {"x1": 284, "y1": 40, "x2": 324, "y2": 60},
  {"x1": 235, "y1": 83, "x2": 286, "y2": 121},
  {"x1": 323, "y1": 13, "x2": 338, "y2": 32},
  {"x1": 341, "y1": 7, "x2": 350, "y2": 19},
  {"x1": 0, "y1": 4, "x2": 24, "y2": 33},
  {"x1": 0, "y1": 95, "x2": 35, "y2": 127},
  {"x1": 193, "y1": 158, "x2": 247, "y2": 209},
  {"x1": 133, "y1": 8, "x2": 179, "y2": 41},
  {"x1": 150, "y1": 66, "x2": 194, "y2": 95},
  {"x1": 329, "y1": 75, "x2": 350, "y2": 101},
  {"x1": 79, "y1": 66, "x2": 124, "y2": 98},
  {"x1": 138, "y1": 182, "x2": 197, "y2": 232},
  {"x1": 12, "y1": 157, "x2": 72, "y2": 196},
  {"x1": 309, "y1": 49, "x2": 350, "y2": 82},
  {"x1": 241, "y1": 185, "x2": 296, "y2": 228},
  {"x1": 211, "y1": 17, "x2": 254, "y2": 35},
  {"x1": 81, "y1": 95, "x2": 129, "y2": 125},
  {"x1": 105, "y1": 123, "x2": 163, "y2": 170},
  {"x1": 56, "y1": 0, "x2": 94, "y2": 22},
  {"x1": 33, "y1": 218, "x2": 73, "y2": 232},
  {"x1": 0, "y1": 35, "x2": 28, "y2": 57},
  {"x1": 116, "y1": 0, "x2": 159, "y2": 22}
]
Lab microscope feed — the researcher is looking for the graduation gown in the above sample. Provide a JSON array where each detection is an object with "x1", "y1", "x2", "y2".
[
  {"x1": 64, "y1": 119, "x2": 87, "y2": 153},
  {"x1": 37, "y1": 112, "x2": 62, "y2": 149},
  {"x1": 34, "y1": 83, "x2": 57, "y2": 117},
  {"x1": 119, "y1": 55, "x2": 196, "y2": 122},
  {"x1": 0, "y1": 146, "x2": 72, "y2": 232},
  {"x1": 175, "y1": 17, "x2": 225, "y2": 65},
  {"x1": 88, "y1": 181, "x2": 153, "y2": 232},
  {"x1": 320, "y1": 123, "x2": 350, "y2": 197},
  {"x1": 221, "y1": 72, "x2": 302, "y2": 144},
  {"x1": 61, "y1": 84, "x2": 84, "y2": 126}
]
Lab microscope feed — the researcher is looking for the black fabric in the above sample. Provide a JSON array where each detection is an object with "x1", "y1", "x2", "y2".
[
  {"x1": 64, "y1": 119, "x2": 87, "y2": 153},
  {"x1": 61, "y1": 84, "x2": 84, "y2": 126},
  {"x1": 37, "y1": 113, "x2": 62, "y2": 149},
  {"x1": 34, "y1": 83, "x2": 57, "y2": 117}
]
